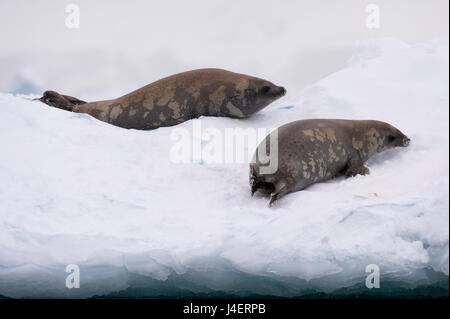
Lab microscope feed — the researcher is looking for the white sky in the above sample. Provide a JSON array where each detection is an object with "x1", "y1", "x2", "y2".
[{"x1": 0, "y1": 0, "x2": 448, "y2": 97}]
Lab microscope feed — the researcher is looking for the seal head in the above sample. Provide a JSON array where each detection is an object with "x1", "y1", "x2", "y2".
[
  {"x1": 226, "y1": 79, "x2": 286, "y2": 118},
  {"x1": 374, "y1": 121, "x2": 411, "y2": 150}
]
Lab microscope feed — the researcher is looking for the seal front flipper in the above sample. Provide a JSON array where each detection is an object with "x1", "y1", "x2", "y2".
[{"x1": 344, "y1": 159, "x2": 370, "y2": 177}]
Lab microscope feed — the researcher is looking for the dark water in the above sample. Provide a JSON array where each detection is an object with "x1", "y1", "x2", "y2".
[{"x1": 91, "y1": 266, "x2": 449, "y2": 299}]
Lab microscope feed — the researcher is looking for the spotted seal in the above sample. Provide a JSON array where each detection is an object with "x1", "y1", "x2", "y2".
[
  {"x1": 37, "y1": 68, "x2": 286, "y2": 130},
  {"x1": 250, "y1": 119, "x2": 410, "y2": 206}
]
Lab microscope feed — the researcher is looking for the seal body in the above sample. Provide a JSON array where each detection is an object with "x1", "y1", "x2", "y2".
[
  {"x1": 38, "y1": 68, "x2": 286, "y2": 130},
  {"x1": 250, "y1": 119, "x2": 410, "y2": 206}
]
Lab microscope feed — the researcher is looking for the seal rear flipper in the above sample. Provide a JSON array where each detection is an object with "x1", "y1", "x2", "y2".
[
  {"x1": 36, "y1": 90, "x2": 85, "y2": 111},
  {"x1": 250, "y1": 182, "x2": 258, "y2": 197},
  {"x1": 249, "y1": 164, "x2": 276, "y2": 197},
  {"x1": 268, "y1": 181, "x2": 288, "y2": 207},
  {"x1": 249, "y1": 163, "x2": 261, "y2": 197}
]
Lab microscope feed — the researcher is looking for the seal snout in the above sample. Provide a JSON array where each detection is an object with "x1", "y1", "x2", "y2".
[
  {"x1": 261, "y1": 85, "x2": 286, "y2": 98},
  {"x1": 402, "y1": 136, "x2": 411, "y2": 147},
  {"x1": 268, "y1": 86, "x2": 286, "y2": 98}
]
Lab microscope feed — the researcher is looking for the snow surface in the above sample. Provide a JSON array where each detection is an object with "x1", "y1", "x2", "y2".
[{"x1": 0, "y1": 38, "x2": 448, "y2": 298}]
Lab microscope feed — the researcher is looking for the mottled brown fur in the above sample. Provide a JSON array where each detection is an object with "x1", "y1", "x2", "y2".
[
  {"x1": 250, "y1": 119, "x2": 410, "y2": 206},
  {"x1": 38, "y1": 68, "x2": 286, "y2": 130}
]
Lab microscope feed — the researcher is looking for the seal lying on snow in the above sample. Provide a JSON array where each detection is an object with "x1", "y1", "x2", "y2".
[
  {"x1": 250, "y1": 119, "x2": 410, "y2": 206},
  {"x1": 37, "y1": 68, "x2": 286, "y2": 130}
]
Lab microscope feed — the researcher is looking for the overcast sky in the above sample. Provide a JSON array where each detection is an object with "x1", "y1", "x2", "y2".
[{"x1": 0, "y1": 0, "x2": 448, "y2": 98}]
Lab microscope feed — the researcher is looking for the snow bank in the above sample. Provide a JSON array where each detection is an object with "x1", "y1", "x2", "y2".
[{"x1": 0, "y1": 38, "x2": 448, "y2": 298}]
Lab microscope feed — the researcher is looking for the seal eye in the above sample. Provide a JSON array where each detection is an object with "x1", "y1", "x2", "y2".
[
  {"x1": 261, "y1": 86, "x2": 271, "y2": 94},
  {"x1": 387, "y1": 135, "x2": 396, "y2": 143}
]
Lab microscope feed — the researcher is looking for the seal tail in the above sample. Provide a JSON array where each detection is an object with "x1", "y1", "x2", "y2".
[{"x1": 36, "y1": 90, "x2": 87, "y2": 111}]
